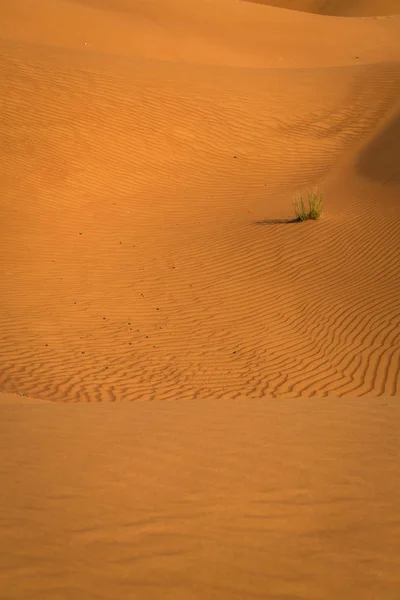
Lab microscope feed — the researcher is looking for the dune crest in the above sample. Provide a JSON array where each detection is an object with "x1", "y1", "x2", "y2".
[{"x1": 245, "y1": 0, "x2": 400, "y2": 17}]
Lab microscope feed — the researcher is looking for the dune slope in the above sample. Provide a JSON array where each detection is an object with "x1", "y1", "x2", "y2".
[
  {"x1": 246, "y1": 0, "x2": 400, "y2": 17},
  {"x1": 1, "y1": 0, "x2": 400, "y2": 401},
  {"x1": 1, "y1": 3, "x2": 400, "y2": 599}
]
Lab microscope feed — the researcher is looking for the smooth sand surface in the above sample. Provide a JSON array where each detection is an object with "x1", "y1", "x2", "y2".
[
  {"x1": 1, "y1": 394, "x2": 400, "y2": 599},
  {"x1": 1, "y1": 0, "x2": 400, "y2": 597}
]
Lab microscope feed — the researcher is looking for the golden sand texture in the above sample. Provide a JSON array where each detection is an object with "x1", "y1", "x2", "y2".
[
  {"x1": 1, "y1": 395, "x2": 400, "y2": 599},
  {"x1": 1, "y1": 0, "x2": 400, "y2": 401},
  {"x1": 1, "y1": 2, "x2": 400, "y2": 596},
  {"x1": 246, "y1": 0, "x2": 400, "y2": 16}
]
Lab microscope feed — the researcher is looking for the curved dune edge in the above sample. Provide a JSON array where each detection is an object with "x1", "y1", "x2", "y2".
[
  {"x1": 0, "y1": 392, "x2": 49, "y2": 404},
  {"x1": 2, "y1": 0, "x2": 400, "y2": 68},
  {"x1": 1, "y1": 0, "x2": 400, "y2": 402},
  {"x1": 244, "y1": 0, "x2": 400, "y2": 17}
]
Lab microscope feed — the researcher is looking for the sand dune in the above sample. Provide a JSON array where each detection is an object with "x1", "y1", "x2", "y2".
[
  {"x1": 1, "y1": 2, "x2": 400, "y2": 596},
  {"x1": 247, "y1": 0, "x2": 400, "y2": 17},
  {"x1": 1, "y1": 0, "x2": 400, "y2": 401},
  {"x1": 2, "y1": 0, "x2": 400, "y2": 67}
]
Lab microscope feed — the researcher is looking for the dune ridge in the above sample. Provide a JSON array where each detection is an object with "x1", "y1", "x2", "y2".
[{"x1": 245, "y1": 0, "x2": 400, "y2": 17}]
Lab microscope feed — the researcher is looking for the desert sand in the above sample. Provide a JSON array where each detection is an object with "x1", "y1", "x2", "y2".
[
  {"x1": 1, "y1": 396, "x2": 399, "y2": 599},
  {"x1": 1, "y1": 0, "x2": 400, "y2": 597}
]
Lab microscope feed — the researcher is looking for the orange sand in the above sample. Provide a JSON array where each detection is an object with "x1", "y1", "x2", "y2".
[
  {"x1": 247, "y1": 0, "x2": 400, "y2": 16},
  {"x1": 1, "y1": 395, "x2": 400, "y2": 599},
  {"x1": 1, "y1": 1, "x2": 400, "y2": 401},
  {"x1": 1, "y1": 0, "x2": 400, "y2": 597}
]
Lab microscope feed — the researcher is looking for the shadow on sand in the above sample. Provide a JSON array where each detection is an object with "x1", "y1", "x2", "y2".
[
  {"x1": 253, "y1": 218, "x2": 299, "y2": 225},
  {"x1": 356, "y1": 111, "x2": 400, "y2": 185}
]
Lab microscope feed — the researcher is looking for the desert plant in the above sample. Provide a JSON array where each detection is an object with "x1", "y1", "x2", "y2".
[{"x1": 293, "y1": 189, "x2": 323, "y2": 221}]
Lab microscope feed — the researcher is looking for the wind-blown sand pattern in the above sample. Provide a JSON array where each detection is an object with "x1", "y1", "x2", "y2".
[
  {"x1": 1, "y1": 0, "x2": 400, "y2": 401},
  {"x1": 1, "y1": 0, "x2": 400, "y2": 597}
]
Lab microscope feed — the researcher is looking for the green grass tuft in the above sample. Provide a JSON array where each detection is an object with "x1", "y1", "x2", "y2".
[{"x1": 293, "y1": 189, "x2": 323, "y2": 222}]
